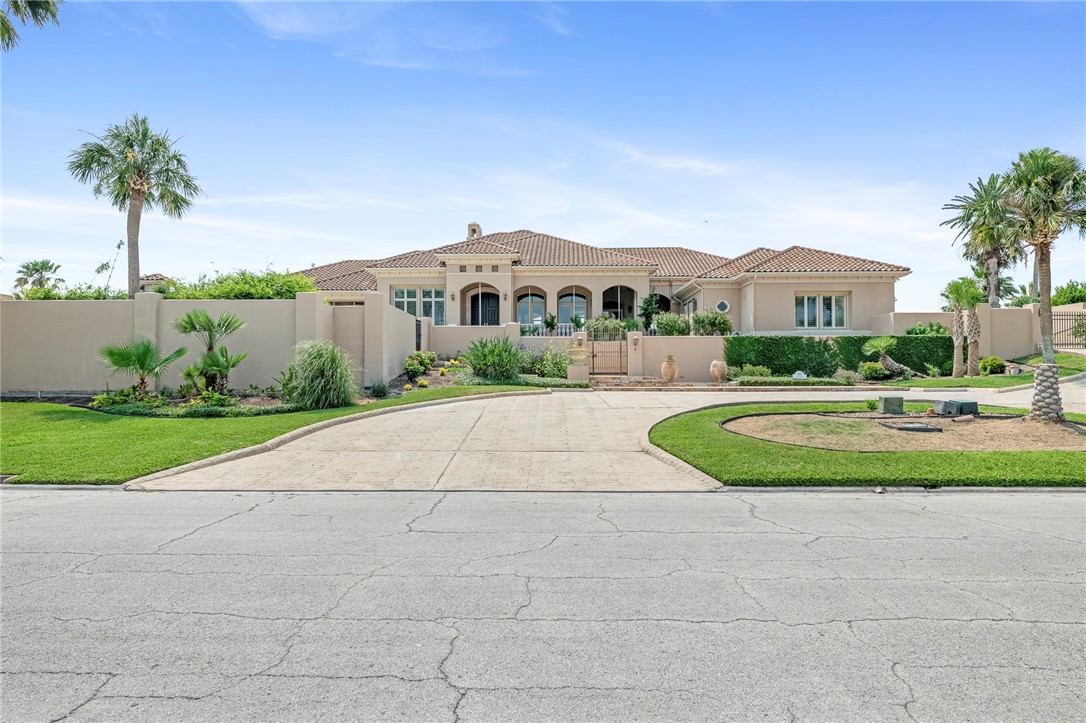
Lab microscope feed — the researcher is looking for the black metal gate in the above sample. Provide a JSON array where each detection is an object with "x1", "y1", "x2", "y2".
[
  {"x1": 1053, "y1": 311, "x2": 1086, "y2": 349},
  {"x1": 415, "y1": 318, "x2": 422, "y2": 351},
  {"x1": 588, "y1": 328, "x2": 627, "y2": 375}
]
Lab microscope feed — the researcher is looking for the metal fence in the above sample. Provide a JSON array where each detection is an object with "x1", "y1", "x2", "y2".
[{"x1": 1053, "y1": 312, "x2": 1086, "y2": 349}]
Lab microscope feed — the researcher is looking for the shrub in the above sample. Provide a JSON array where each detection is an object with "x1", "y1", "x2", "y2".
[
  {"x1": 834, "y1": 335, "x2": 953, "y2": 373},
  {"x1": 736, "y1": 376, "x2": 841, "y2": 387},
  {"x1": 90, "y1": 386, "x2": 167, "y2": 408},
  {"x1": 98, "y1": 336, "x2": 189, "y2": 393},
  {"x1": 368, "y1": 378, "x2": 390, "y2": 398},
  {"x1": 924, "y1": 363, "x2": 942, "y2": 378},
  {"x1": 439, "y1": 367, "x2": 447, "y2": 377},
  {"x1": 18, "y1": 284, "x2": 128, "y2": 300},
  {"x1": 940, "y1": 358, "x2": 955, "y2": 376},
  {"x1": 654, "y1": 312, "x2": 691, "y2": 336},
  {"x1": 905, "y1": 321, "x2": 949, "y2": 336},
  {"x1": 418, "y1": 379, "x2": 430, "y2": 388},
  {"x1": 538, "y1": 346, "x2": 572, "y2": 378},
  {"x1": 464, "y1": 336, "x2": 522, "y2": 381},
  {"x1": 155, "y1": 269, "x2": 319, "y2": 300},
  {"x1": 1052, "y1": 280, "x2": 1086, "y2": 306},
  {"x1": 860, "y1": 361, "x2": 892, "y2": 380},
  {"x1": 725, "y1": 364, "x2": 772, "y2": 381},
  {"x1": 832, "y1": 369, "x2": 861, "y2": 385},
  {"x1": 622, "y1": 317, "x2": 639, "y2": 332},
  {"x1": 586, "y1": 316, "x2": 624, "y2": 340},
  {"x1": 282, "y1": 340, "x2": 359, "y2": 410},
  {"x1": 865, "y1": 399, "x2": 878, "y2": 411},
  {"x1": 691, "y1": 310, "x2": 733, "y2": 336},
  {"x1": 403, "y1": 357, "x2": 426, "y2": 382},
  {"x1": 725, "y1": 336, "x2": 838, "y2": 377},
  {"x1": 979, "y1": 356, "x2": 1006, "y2": 376},
  {"x1": 403, "y1": 383, "x2": 412, "y2": 391}
]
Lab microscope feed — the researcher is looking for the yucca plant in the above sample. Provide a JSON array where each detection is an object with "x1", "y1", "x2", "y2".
[
  {"x1": 283, "y1": 340, "x2": 360, "y2": 410},
  {"x1": 98, "y1": 336, "x2": 187, "y2": 393}
]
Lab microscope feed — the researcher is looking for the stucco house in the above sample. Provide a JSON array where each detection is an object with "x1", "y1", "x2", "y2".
[{"x1": 302, "y1": 223, "x2": 910, "y2": 335}]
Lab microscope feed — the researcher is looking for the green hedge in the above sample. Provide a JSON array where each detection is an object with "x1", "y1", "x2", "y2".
[
  {"x1": 726, "y1": 335, "x2": 954, "y2": 375},
  {"x1": 736, "y1": 377, "x2": 841, "y2": 387}
]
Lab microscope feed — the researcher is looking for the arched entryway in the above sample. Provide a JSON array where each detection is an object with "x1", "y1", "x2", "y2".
[
  {"x1": 603, "y1": 285, "x2": 637, "y2": 319},
  {"x1": 556, "y1": 287, "x2": 589, "y2": 324},
  {"x1": 462, "y1": 284, "x2": 501, "y2": 326},
  {"x1": 657, "y1": 295, "x2": 672, "y2": 313}
]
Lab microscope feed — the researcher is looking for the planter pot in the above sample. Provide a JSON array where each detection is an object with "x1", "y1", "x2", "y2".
[
  {"x1": 661, "y1": 360, "x2": 678, "y2": 383},
  {"x1": 709, "y1": 359, "x2": 728, "y2": 383}
]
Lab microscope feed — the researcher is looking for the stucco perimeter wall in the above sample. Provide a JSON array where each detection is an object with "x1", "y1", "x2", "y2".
[
  {"x1": 639, "y1": 335, "x2": 726, "y2": 383},
  {"x1": 519, "y1": 336, "x2": 575, "y2": 352},
  {"x1": 1, "y1": 299, "x2": 136, "y2": 393},
  {"x1": 869, "y1": 303, "x2": 1048, "y2": 360},
  {"x1": 430, "y1": 323, "x2": 521, "y2": 358},
  {"x1": 360, "y1": 291, "x2": 419, "y2": 385}
]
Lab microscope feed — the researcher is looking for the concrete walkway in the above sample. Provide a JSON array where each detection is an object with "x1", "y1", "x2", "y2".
[{"x1": 129, "y1": 383, "x2": 1085, "y2": 492}]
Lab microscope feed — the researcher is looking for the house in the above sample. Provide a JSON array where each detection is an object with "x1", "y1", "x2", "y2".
[
  {"x1": 302, "y1": 223, "x2": 910, "y2": 335},
  {"x1": 138, "y1": 273, "x2": 171, "y2": 292}
]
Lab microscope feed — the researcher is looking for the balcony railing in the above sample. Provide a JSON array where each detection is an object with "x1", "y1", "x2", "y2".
[{"x1": 519, "y1": 323, "x2": 578, "y2": 337}]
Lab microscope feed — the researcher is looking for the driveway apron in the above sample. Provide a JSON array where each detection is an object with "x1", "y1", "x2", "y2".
[{"x1": 129, "y1": 385, "x2": 1085, "y2": 492}]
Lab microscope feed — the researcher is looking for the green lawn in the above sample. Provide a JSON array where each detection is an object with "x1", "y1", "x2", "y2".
[
  {"x1": 650, "y1": 402, "x2": 1086, "y2": 487},
  {"x1": 899, "y1": 352, "x2": 1086, "y2": 388},
  {"x1": 0, "y1": 386, "x2": 525, "y2": 485}
]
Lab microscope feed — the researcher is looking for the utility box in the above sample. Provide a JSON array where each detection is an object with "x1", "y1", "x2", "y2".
[
  {"x1": 952, "y1": 399, "x2": 979, "y2": 416},
  {"x1": 878, "y1": 396, "x2": 904, "y2": 414}
]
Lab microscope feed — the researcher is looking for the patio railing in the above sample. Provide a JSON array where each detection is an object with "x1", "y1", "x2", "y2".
[{"x1": 519, "y1": 323, "x2": 578, "y2": 337}]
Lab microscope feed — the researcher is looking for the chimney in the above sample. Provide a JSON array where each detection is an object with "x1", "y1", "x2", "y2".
[{"x1": 467, "y1": 222, "x2": 482, "y2": 239}]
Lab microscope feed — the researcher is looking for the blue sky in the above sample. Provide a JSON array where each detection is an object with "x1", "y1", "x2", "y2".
[{"x1": 3, "y1": 1, "x2": 1083, "y2": 309}]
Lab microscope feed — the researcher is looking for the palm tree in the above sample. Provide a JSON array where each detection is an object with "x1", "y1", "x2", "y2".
[
  {"x1": 98, "y1": 336, "x2": 187, "y2": 394},
  {"x1": 171, "y1": 309, "x2": 245, "y2": 354},
  {"x1": 962, "y1": 289, "x2": 985, "y2": 377},
  {"x1": 68, "y1": 114, "x2": 201, "y2": 298},
  {"x1": 14, "y1": 259, "x2": 63, "y2": 289},
  {"x1": 1004, "y1": 148, "x2": 1086, "y2": 421},
  {"x1": 198, "y1": 346, "x2": 248, "y2": 393},
  {"x1": 861, "y1": 336, "x2": 914, "y2": 377},
  {"x1": 941, "y1": 278, "x2": 981, "y2": 378},
  {"x1": 970, "y1": 262, "x2": 1015, "y2": 303},
  {"x1": 1, "y1": 0, "x2": 61, "y2": 51},
  {"x1": 942, "y1": 174, "x2": 1023, "y2": 307}
]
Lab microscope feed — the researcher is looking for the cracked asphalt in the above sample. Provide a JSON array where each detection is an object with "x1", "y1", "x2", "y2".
[{"x1": 2, "y1": 489, "x2": 1084, "y2": 722}]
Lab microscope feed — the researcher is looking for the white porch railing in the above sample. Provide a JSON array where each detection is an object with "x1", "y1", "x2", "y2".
[{"x1": 520, "y1": 323, "x2": 578, "y2": 337}]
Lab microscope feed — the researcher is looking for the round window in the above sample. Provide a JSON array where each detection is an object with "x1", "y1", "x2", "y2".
[{"x1": 715, "y1": 300, "x2": 730, "y2": 313}]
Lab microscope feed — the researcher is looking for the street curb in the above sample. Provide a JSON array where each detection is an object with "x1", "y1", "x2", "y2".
[
  {"x1": 993, "y1": 369, "x2": 1086, "y2": 393},
  {"x1": 123, "y1": 389, "x2": 550, "y2": 490},
  {"x1": 638, "y1": 430, "x2": 720, "y2": 489}
]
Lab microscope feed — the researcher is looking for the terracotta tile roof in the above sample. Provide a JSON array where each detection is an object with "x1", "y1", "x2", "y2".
[
  {"x1": 746, "y1": 246, "x2": 910, "y2": 274},
  {"x1": 139, "y1": 273, "x2": 169, "y2": 282},
  {"x1": 368, "y1": 230, "x2": 656, "y2": 269},
  {"x1": 697, "y1": 247, "x2": 781, "y2": 278},
  {"x1": 299, "y1": 260, "x2": 378, "y2": 291},
  {"x1": 605, "y1": 247, "x2": 729, "y2": 277}
]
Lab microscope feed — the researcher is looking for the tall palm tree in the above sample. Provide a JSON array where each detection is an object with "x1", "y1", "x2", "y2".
[
  {"x1": 68, "y1": 114, "x2": 201, "y2": 298},
  {"x1": 1, "y1": 0, "x2": 61, "y2": 51},
  {"x1": 14, "y1": 259, "x2": 63, "y2": 289},
  {"x1": 942, "y1": 174, "x2": 1023, "y2": 307},
  {"x1": 1004, "y1": 148, "x2": 1086, "y2": 421},
  {"x1": 970, "y1": 262, "x2": 1015, "y2": 303},
  {"x1": 940, "y1": 278, "x2": 980, "y2": 378}
]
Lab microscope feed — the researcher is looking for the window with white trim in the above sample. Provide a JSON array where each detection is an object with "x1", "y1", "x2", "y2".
[
  {"x1": 682, "y1": 299, "x2": 697, "y2": 315},
  {"x1": 393, "y1": 287, "x2": 417, "y2": 316},
  {"x1": 421, "y1": 287, "x2": 445, "y2": 326},
  {"x1": 795, "y1": 294, "x2": 847, "y2": 329}
]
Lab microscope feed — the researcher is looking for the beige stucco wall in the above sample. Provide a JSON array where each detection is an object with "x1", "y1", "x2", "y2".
[
  {"x1": 430, "y1": 323, "x2": 520, "y2": 358},
  {"x1": 639, "y1": 335, "x2": 727, "y2": 383},
  {"x1": 332, "y1": 305, "x2": 366, "y2": 387},
  {"x1": 1, "y1": 299, "x2": 136, "y2": 392},
  {"x1": 752, "y1": 279, "x2": 897, "y2": 333}
]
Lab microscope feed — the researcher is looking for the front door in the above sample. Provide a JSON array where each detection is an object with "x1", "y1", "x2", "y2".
[{"x1": 470, "y1": 292, "x2": 500, "y2": 326}]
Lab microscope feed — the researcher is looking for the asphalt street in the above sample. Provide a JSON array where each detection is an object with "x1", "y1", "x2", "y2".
[{"x1": 2, "y1": 489, "x2": 1083, "y2": 722}]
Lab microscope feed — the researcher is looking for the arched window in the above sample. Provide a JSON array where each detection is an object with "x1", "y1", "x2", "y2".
[
  {"x1": 517, "y1": 293, "x2": 544, "y2": 325},
  {"x1": 558, "y1": 293, "x2": 586, "y2": 324}
]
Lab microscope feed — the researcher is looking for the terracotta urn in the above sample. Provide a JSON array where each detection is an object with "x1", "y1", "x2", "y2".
[
  {"x1": 661, "y1": 358, "x2": 678, "y2": 383},
  {"x1": 709, "y1": 359, "x2": 728, "y2": 383}
]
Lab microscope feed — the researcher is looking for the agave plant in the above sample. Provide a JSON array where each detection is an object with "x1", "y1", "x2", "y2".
[{"x1": 98, "y1": 336, "x2": 187, "y2": 393}]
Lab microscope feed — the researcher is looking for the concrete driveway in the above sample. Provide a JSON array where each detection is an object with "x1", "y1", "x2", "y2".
[
  {"x1": 128, "y1": 383, "x2": 1085, "y2": 492},
  {"x1": 2, "y1": 488, "x2": 1082, "y2": 722}
]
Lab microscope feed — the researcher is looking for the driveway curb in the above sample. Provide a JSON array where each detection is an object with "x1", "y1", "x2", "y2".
[{"x1": 123, "y1": 389, "x2": 550, "y2": 490}]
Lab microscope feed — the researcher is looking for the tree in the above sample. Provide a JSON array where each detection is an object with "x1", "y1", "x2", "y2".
[
  {"x1": 942, "y1": 174, "x2": 1023, "y2": 307},
  {"x1": 1, "y1": 0, "x2": 61, "y2": 52},
  {"x1": 941, "y1": 278, "x2": 982, "y2": 378},
  {"x1": 1004, "y1": 148, "x2": 1086, "y2": 421},
  {"x1": 68, "y1": 114, "x2": 201, "y2": 298},
  {"x1": 1006, "y1": 283, "x2": 1038, "y2": 308},
  {"x1": 861, "y1": 336, "x2": 914, "y2": 377},
  {"x1": 637, "y1": 292, "x2": 661, "y2": 332},
  {"x1": 98, "y1": 336, "x2": 187, "y2": 394},
  {"x1": 1051, "y1": 280, "x2": 1086, "y2": 307},
  {"x1": 970, "y1": 262, "x2": 1015, "y2": 303},
  {"x1": 14, "y1": 259, "x2": 63, "y2": 289}
]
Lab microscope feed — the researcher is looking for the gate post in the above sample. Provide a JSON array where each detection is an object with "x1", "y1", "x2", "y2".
[{"x1": 627, "y1": 331, "x2": 644, "y2": 378}]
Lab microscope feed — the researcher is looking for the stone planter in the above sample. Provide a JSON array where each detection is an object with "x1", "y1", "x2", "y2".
[
  {"x1": 661, "y1": 359, "x2": 678, "y2": 383},
  {"x1": 709, "y1": 359, "x2": 728, "y2": 383}
]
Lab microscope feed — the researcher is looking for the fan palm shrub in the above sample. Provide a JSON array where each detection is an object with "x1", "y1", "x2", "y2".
[
  {"x1": 171, "y1": 309, "x2": 246, "y2": 391},
  {"x1": 198, "y1": 347, "x2": 248, "y2": 393},
  {"x1": 860, "y1": 336, "x2": 913, "y2": 377},
  {"x1": 98, "y1": 336, "x2": 187, "y2": 393}
]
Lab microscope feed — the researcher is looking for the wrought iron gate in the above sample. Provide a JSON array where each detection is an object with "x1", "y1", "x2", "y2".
[
  {"x1": 1053, "y1": 311, "x2": 1086, "y2": 349},
  {"x1": 588, "y1": 328, "x2": 627, "y2": 375}
]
